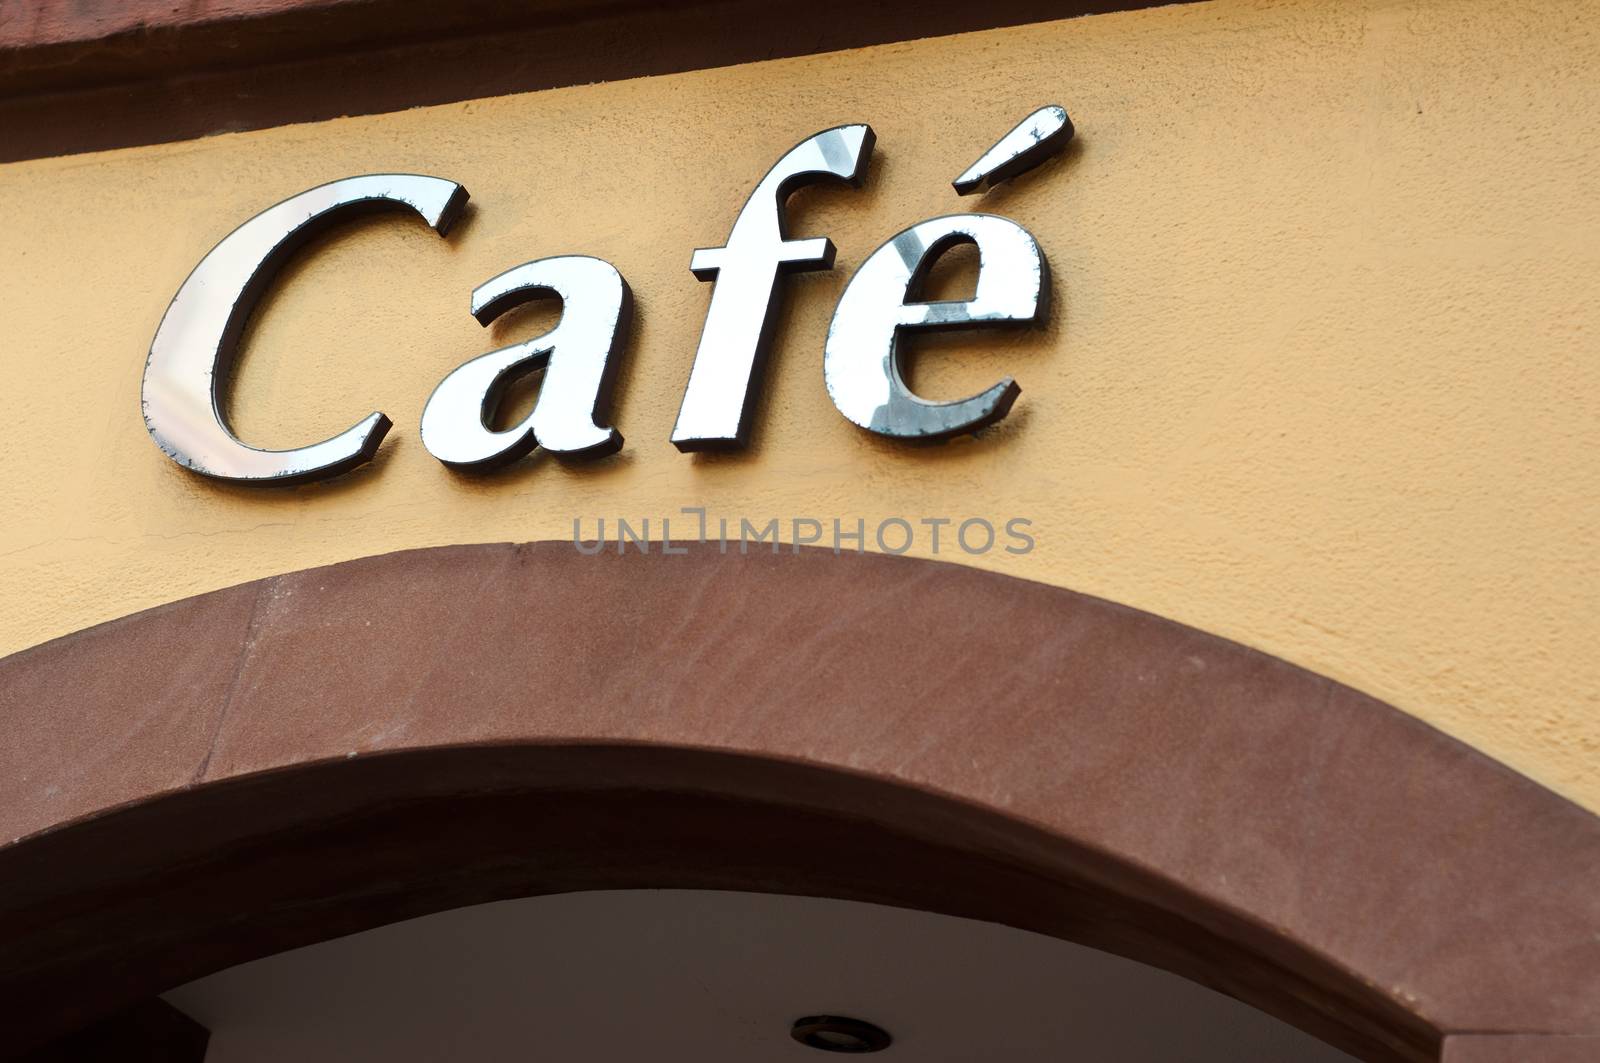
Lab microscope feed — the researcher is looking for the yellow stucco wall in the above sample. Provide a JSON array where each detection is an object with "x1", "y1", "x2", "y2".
[{"x1": 1, "y1": 0, "x2": 1596, "y2": 808}]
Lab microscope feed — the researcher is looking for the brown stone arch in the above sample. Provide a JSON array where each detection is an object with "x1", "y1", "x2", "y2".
[{"x1": 0, "y1": 542, "x2": 1596, "y2": 1061}]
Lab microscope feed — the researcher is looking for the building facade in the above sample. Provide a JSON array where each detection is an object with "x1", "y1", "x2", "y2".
[{"x1": 0, "y1": 1, "x2": 1596, "y2": 1060}]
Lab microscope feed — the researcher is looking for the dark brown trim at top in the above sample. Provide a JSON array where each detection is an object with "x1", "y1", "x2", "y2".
[
  {"x1": 0, "y1": 0, "x2": 1195, "y2": 164},
  {"x1": 0, "y1": 542, "x2": 1597, "y2": 1061}
]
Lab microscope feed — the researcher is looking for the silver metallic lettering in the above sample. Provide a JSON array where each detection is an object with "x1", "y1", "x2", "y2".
[
  {"x1": 823, "y1": 214, "x2": 1048, "y2": 441},
  {"x1": 142, "y1": 174, "x2": 469, "y2": 485},
  {"x1": 421, "y1": 256, "x2": 630, "y2": 471},
  {"x1": 952, "y1": 105, "x2": 1074, "y2": 196},
  {"x1": 670, "y1": 124, "x2": 876, "y2": 451}
]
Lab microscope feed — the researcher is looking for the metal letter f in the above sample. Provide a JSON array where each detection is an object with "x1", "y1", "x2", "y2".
[{"x1": 670, "y1": 124, "x2": 875, "y2": 451}]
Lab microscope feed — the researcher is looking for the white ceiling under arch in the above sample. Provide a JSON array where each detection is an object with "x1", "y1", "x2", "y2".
[{"x1": 167, "y1": 889, "x2": 1356, "y2": 1062}]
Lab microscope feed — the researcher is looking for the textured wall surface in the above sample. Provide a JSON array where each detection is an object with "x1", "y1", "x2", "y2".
[{"x1": 0, "y1": 0, "x2": 1595, "y2": 808}]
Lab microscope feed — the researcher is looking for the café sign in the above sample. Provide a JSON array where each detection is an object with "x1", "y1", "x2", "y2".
[{"x1": 141, "y1": 106, "x2": 1072, "y2": 486}]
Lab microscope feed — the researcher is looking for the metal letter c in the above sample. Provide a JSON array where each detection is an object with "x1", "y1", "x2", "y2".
[{"x1": 142, "y1": 174, "x2": 469, "y2": 486}]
